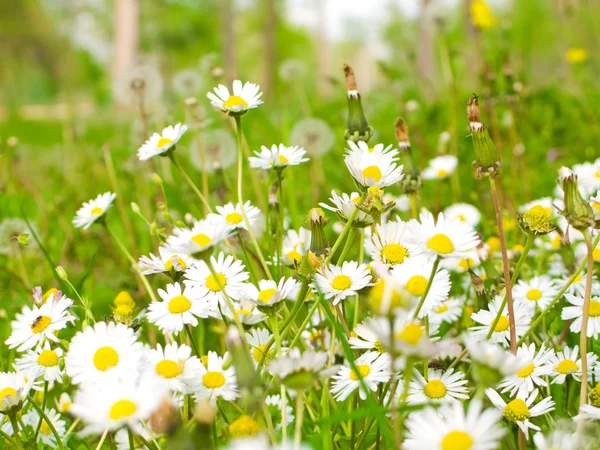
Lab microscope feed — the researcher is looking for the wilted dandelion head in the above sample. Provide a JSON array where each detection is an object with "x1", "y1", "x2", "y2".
[
  {"x1": 199, "y1": 53, "x2": 223, "y2": 77},
  {"x1": 172, "y1": 69, "x2": 203, "y2": 97},
  {"x1": 290, "y1": 118, "x2": 335, "y2": 156},
  {"x1": 278, "y1": 58, "x2": 307, "y2": 82},
  {"x1": 189, "y1": 129, "x2": 236, "y2": 173},
  {"x1": 0, "y1": 218, "x2": 37, "y2": 255},
  {"x1": 113, "y1": 65, "x2": 163, "y2": 108}
]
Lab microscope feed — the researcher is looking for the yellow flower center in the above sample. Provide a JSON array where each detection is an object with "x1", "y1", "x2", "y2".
[
  {"x1": 592, "y1": 202, "x2": 600, "y2": 214},
  {"x1": 252, "y1": 344, "x2": 272, "y2": 363},
  {"x1": 37, "y1": 350, "x2": 59, "y2": 367},
  {"x1": 40, "y1": 419, "x2": 52, "y2": 436},
  {"x1": 437, "y1": 169, "x2": 448, "y2": 177},
  {"x1": 593, "y1": 248, "x2": 600, "y2": 261},
  {"x1": 0, "y1": 388, "x2": 17, "y2": 404},
  {"x1": 406, "y1": 275, "x2": 428, "y2": 296},
  {"x1": 458, "y1": 258, "x2": 475, "y2": 270},
  {"x1": 109, "y1": 399, "x2": 137, "y2": 421},
  {"x1": 566, "y1": 47, "x2": 589, "y2": 65},
  {"x1": 551, "y1": 234, "x2": 561, "y2": 249},
  {"x1": 90, "y1": 207, "x2": 103, "y2": 216},
  {"x1": 114, "y1": 291, "x2": 135, "y2": 308},
  {"x1": 526, "y1": 289, "x2": 543, "y2": 301},
  {"x1": 424, "y1": 380, "x2": 447, "y2": 399},
  {"x1": 257, "y1": 288, "x2": 278, "y2": 304},
  {"x1": 556, "y1": 359, "x2": 578, "y2": 374},
  {"x1": 516, "y1": 363, "x2": 534, "y2": 378},
  {"x1": 60, "y1": 401, "x2": 72, "y2": 413},
  {"x1": 381, "y1": 243, "x2": 408, "y2": 265},
  {"x1": 114, "y1": 304, "x2": 133, "y2": 316},
  {"x1": 278, "y1": 154, "x2": 289, "y2": 164},
  {"x1": 471, "y1": 0, "x2": 497, "y2": 29},
  {"x1": 286, "y1": 249, "x2": 302, "y2": 263},
  {"x1": 331, "y1": 275, "x2": 352, "y2": 291},
  {"x1": 31, "y1": 316, "x2": 51, "y2": 334},
  {"x1": 229, "y1": 415, "x2": 260, "y2": 438},
  {"x1": 41, "y1": 288, "x2": 59, "y2": 304},
  {"x1": 369, "y1": 279, "x2": 407, "y2": 312},
  {"x1": 157, "y1": 137, "x2": 173, "y2": 148},
  {"x1": 427, "y1": 234, "x2": 454, "y2": 254},
  {"x1": 522, "y1": 205, "x2": 553, "y2": 234},
  {"x1": 93, "y1": 346, "x2": 119, "y2": 371},
  {"x1": 441, "y1": 430, "x2": 474, "y2": 450},
  {"x1": 574, "y1": 275, "x2": 583, "y2": 283},
  {"x1": 165, "y1": 256, "x2": 187, "y2": 271},
  {"x1": 223, "y1": 95, "x2": 248, "y2": 110},
  {"x1": 156, "y1": 359, "x2": 181, "y2": 379},
  {"x1": 457, "y1": 214, "x2": 466, "y2": 222},
  {"x1": 486, "y1": 237, "x2": 501, "y2": 253},
  {"x1": 436, "y1": 304, "x2": 449, "y2": 313},
  {"x1": 492, "y1": 316, "x2": 510, "y2": 332},
  {"x1": 206, "y1": 273, "x2": 227, "y2": 292},
  {"x1": 202, "y1": 371, "x2": 226, "y2": 388},
  {"x1": 589, "y1": 300, "x2": 600, "y2": 317},
  {"x1": 396, "y1": 323, "x2": 423, "y2": 346},
  {"x1": 226, "y1": 212, "x2": 243, "y2": 225},
  {"x1": 349, "y1": 364, "x2": 371, "y2": 380},
  {"x1": 191, "y1": 233, "x2": 212, "y2": 248},
  {"x1": 362, "y1": 165, "x2": 383, "y2": 182},
  {"x1": 504, "y1": 398, "x2": 530, "y2": 422},
  {"x1": 352, "y1": 196, "x2": 362, "y2": 204},
  {"x1": 168, "y1": 295, "x2": 192, "y2": 314}
]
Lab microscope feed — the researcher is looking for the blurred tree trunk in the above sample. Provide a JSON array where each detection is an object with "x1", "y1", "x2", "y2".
[
  {"x1": 113, "y1": 0, "x2": 139, "y2": 78},
  {"x1": 263, "y1": 0, "x2": 277, "y2": 100},
  {"x1": 221, "y1": 0, "x2": 237, "y2": 84}
]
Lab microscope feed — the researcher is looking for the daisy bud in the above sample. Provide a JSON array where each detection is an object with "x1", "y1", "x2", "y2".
[
  {"x1": 225, "y1": 326, "x2": 258, "y2": 395},
  {"x1": 590, "y1": 382, "x2": 600, "y2": 407},
  {"x1": 357, "y1": 186, "x2": 396, "y2": 224},
  {"x1": 307, "y1": 208, "x2": 330, "y2": 257},
  {"x1": 148, "y1": 397, "x2": 180, "y2": 435},
  {"x1": 518, "y1": 205, "x2": 556, "y2": 236},
  {"x1": 394, "y1": 118, "x2": 422, "y2": 194},
  {"x1": 467, "y1": 95, "x2": 502, "y2": 179},
  {"x1": 194, "y1": 400, "x2": 217, "y2": 425},
  {"x1": 343, "y1": 64, "x2": 373, "y2": 143},
  {"x1": 55, "y1": 265, "x2": 68, "y2": 280},
  {"x1": 558, "y1": 167, "x2": 596, "y2": 230},
  {"x1": 130, "y1": 202, "x2": 141, "y2": 214},
  {"x1": 151, "y1": 173, "x2": 163, "y2": 186}
]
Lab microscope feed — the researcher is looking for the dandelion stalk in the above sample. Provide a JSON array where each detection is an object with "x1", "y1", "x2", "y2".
[
  {"x1": 168, "y1": 152, "x2": 212, "y2": 212},
  {"x1": 412, "y1": 257, "x2": 440, "y2": 319}
]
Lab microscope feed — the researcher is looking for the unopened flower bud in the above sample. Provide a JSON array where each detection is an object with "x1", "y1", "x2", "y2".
[
  {"x1": 130, "y1": 202, "x2": 141, "y2": 214},
  {"x1": 558, "y1": 167, "x2": 595, "y2": 230},
  {"x1": 151, "y1": 173, "x2": 163, "y2": 186},
  {"x1": 394, "y1": 118, "x2": 421, "y2": 194},
  {"x1": 307, "y1": 208, "x2": 329, "y2": 256},
  {"x1": 55, "y1": 266, "x2": 68, "y2": 280},
  {"x1": 343, "y1": 64, "x2": 373, "y2": 143},
  {"x1": 194, "y1": 400, "x2": 217, "y2": 425},
  {"x1": 467, "y1": 95, "x2": 502, "y2": 178}
]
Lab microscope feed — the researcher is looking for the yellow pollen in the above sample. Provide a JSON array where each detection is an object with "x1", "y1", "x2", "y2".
[
  {"x1": 156, "y1": 360, "x2": 181, "y2": 379},
  {"x1": 349, "y1": 364, "x2": 371, "y2": 380},
  {"x1": 593, "y1": 248, "x2": 600, "y2": 261},
  {"x1": 286, "y1": 249, "x2": 302, "y2": 263},
  {"x1": 114, "y1": 304, "x2": 133, "y2": 316},
  {"x1": 253, "y1": 344, "x2": 272, "y2": 363},
  {"x1": 436, "y1": 304, "x2": 449, "y2": 313},
  {"x1": 168, "y1": 295, "x2": 192, "y2": 314},
  {"x1": 592, "y1": 202, "x2": 600, "y2": 214},
  {"x1": 441, "y1": 430, "x2": 474, "y2": 450},
  {"x1": 109, "y1": 399, "x2": 137, "y2": 421},
  {"x1": 237, "y1": 309, "x2": 252, "y2": 316},
  {"x1": 229, "y1": 415, "x2": 260, "y2": 438},
  {"x1": 41, "y1": 288, "x2": 59, "y2": 304},
  {"x1": 31, "y1": 316, "x2": 51, "y2": 334},
  {"x1": 93, "y1": 346, "x2": 119, "y2": 371},
  {"x1": 165, "y1": 256, "x2": 187, "y2": 271},
  {"x1": 157, "y1": 137, "x2": 173, "y2": 148},
  {"x1": 191, "y1": 233, "x2": 212, "y2": 248},
  {"x1": 114, "y1": 291, "x2": 135, "y2": 308},
  {"x1": 226, "y1": 212, "x2": 243, "y2": 225},
  {"x1": 39, "y1": 419, "x2": 52, "y2": 435},
  {"x1": 368, "y1": 148, "x2": 374, "y2": 153},
  {"x1": 206, "y1": 273, "x2": 227, "y2": 292},
  {"x1": 90, "y1": 207, "x2": 103, "y2": 216},
  {"x1": 202, "y1": 371, "x2": 226, "y2": 388},
  {"x1": 486, "y1": 237, "x2": 500, "y2": 253},
  {"x1": 574, "y1": 275, "x2": 583, "y2": 283},
  {"x1": 457, "y1": 214, "x2": 467, "y2": 222},
  {"x1": 492, "y1": 316, "x2": 510, "y2": 332},
  {"x1": 427, "y1": 234, "x2": 454, "y2": 254},
  {"x1": 332, "y1": 275, "x2": 352, "y2": 291},
  {"x1": 406, "y1": 275, "x2": 428, "y2": 296},
  {"x1": 437, "y1": 169, "x2": 448, "y2": 177},
  {"x1": 278, "y1": 154, "x2": 289, "y2": 164},
  {"x1": 458, "y1": 258, "x2": 475, "y2": 270},
  {"x1": 556, "y1": 359, "x2": 578, "y2": 374},
  {"x1": 396, "y1": 323, "x2": 423, "y2": 346},
  {"x1": 223, "y1": 95, "x2": 248, "y2": 110},
  {"x1": 0, "y1": 388, "x2": 17, "y2": 404},
  {"x1": 352, "y1": 196, "x2": 362, "y2": 204},
  {"x1": 37, "y1": 350, "x2": 59, "y2": 367},
  {"x1": 362, "y1": 165, "x2": 383, "y2": 182},
  {"x1": 526, "y1": 289, "x2": 543, "y2": 301},
  {"x1": 551, "y1": 235, "x2": 561, "y2": 249},
  {"x1": 505, "y1": 398, "x2": 530, "y2": 422},
  {"x1": 589, "y1": 300, "x2": 600, "y2": 317},
  {"x1": 516, "y1": 363, "x2": 534, "y2": 378},
  {"x1": 201, "y1": 355, "x2": 208, "y2": 366},
  {"x1": 257, "y1": 288, "x2": 278, "y2": 304},
  {"x1": 424, "y1": 380, "x2": 447, "y2": 399},
  {"x1": 381, "y1": 243, "x2": 408, "y2": 265}
]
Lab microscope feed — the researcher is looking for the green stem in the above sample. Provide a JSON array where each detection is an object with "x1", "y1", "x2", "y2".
[
  {"x1": 128, "y1": 426, "x2": 135, "y2": 450},
  {"x1": 185, "y1": 324, "x2": 200, "y2": 356},
  {"x1": 326, "y1": 205, "x2": 362, "y2": 265},
  {"x1": 34, "y1": 381, "x2": 48, "y2": 441},
  {"x1": 28, "y1": 395, "x2": 66, "y2": 450},
  {"x1": 336, "y1": 228, "x2": 356, "y2": 264},
  {"x1": 412, "y1": 258, "x2": 440, "y2": 319},
  {"x1": 168, "y1": 152, "x2": 212, "y2": 212},
  {"x1": 63, "y1": 278, "x2": 95, "y2": 325},
  {"x1": 0, "y1": 427, "x2": 18, "y2": 447}
]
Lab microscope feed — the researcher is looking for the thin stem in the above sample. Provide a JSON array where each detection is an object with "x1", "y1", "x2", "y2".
[
  {"x1": 326, "y1": 208, "x2": 360, "y2": 264},
  {"x1": 412, "y1": 258, "x2": 440, "y2": 319},
  {"x1": 34, "y1": 381, "x2": 48, "y2": 441},
  {"x1": 0, "y1": 427, "x2": 17, "y2": 447},
  {"x1": 63, "y1": 277, "x2": 95, "y2": 325},
  {"x1": 96, "y1": 429, "x2": 109, "y2": 450},
  {"x1": 294, "y1": 391, "x2": 305, "y2": 450},
  {"x1": 168, "y1": 152, "x2": 212, "y2": 212},
  {"x1": 185, "y1": 324, "x2": 200, "y2": 356},
  {"x1": 336, "y1": 227, "x2": 356, "y2": 264},
  {"x1": 128, "y1": 426, "x2": 135, "y2": 450},
  {"x1": 28, "y1": 395, "x2": 65, "y2": 450},
  {"x1": 409, "y1": 193, "x2": 418, "y2": 219}
]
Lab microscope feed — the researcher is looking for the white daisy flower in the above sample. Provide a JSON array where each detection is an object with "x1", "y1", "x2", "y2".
[
  {"x1": 572, "y1": 159, "x2": 600, "y2": 198},
  {"x1": 137, "y1": 123, "x2": 188, "y2": 160},
  {"x1": 114, "y1": 426, "x2": 155, "y2": 450},
  {"x1": 281, "y1": 228, "x2": 311, "y2": 266},
  {"x1": 141, "y1": 343, "x2": 203, "y2": 393},
  {"x1": 566, "y1": 272, "x2": 600, "y2": 297},
  {"x1": 214, "y1": 300, "x2": 267, "y2": 325},
  {"x1": 212, "y1": 201, "x2": 263, "y2": 233},
  {"x1": 15, "y1": 341, "x2": 64, "y2": 384},
  {"x1": 166, "y1": 215, "x2": 231, "y2": 256},
  {"x1": 513, "y1": 276, "x2": 559, "y2": 313},
  {"x1": 486, "y1": 388, "x2": 555, "y2": 438},
  {"x1": 319, "y1": 190, "x2": 372, "y2": 226},
  {"x1": 443, "y1": 203, "x2": 482, "y2": 227},
  {"x1": 391, "y1": 255, "x2": 451, "y2": 318},
  {"x1": 184, "y1": 252, "x2": 250, "y2": 310},
  {"x1": 407, "y1": 211, "x2": 480, "y2": 259},
  {"x1": 428, "y1": 298, "x2": 463, "y2": 325},
  {"x1": 22, "y1": 408, "x2": 66, "y2": 447},
  {"x1": 244, "y1": 277, "x2": 301, "y2": 308},
  {"x1": 497, "y1": 343, "x2": 554, "y2": 397},
  {"x1": 440, "y1": 249, "x2": 482, "y2": 273},
  {"x1": 345, "y1": 140, "x2": 398, "y2": 157},
  {"x1": 0, "y1": 371, "x2": 33, "y2": 412},
  {"x1": 404, "y1": 400, "x2": 505, "y2": 450},
  {"x1": 5, "y1": 296, "x2": 75, "y2": 352},
  {"x1": 533, "y1": 430, "x2": 578, "y2": 450},
  {"x1": 72, "y1": 192, "x2": 116, "y2": 229},
  {"x1": 370, "y1": 311, "x2": 437, "y2": 359},
  {"x1": 548, "y1": 345, "x2": 597, "y2": 384},
  {"x1": 365, "y1": 219, "x2": 412, "y2": 266},
  {"x1": 469, "y1": 296, "x2": 531, "y2": 348},
  {"x1": 248, "y1": 144, "x2": 309, "y2": 170},
  {"x1": 65, "y1": 321, "x2": 144, "y2": 385},
  {"x1": 331, "y1": 351, "x2": 391, "y2": 401},
  {"x1": 312, "y1": 261, "x2": 372, "y2": 306},
  {"x1": 575, "y1": 404, "x2": 600, "y2": 421},
  {"x1": 183, "y1": 351, "x2": 238, "y2": 404},
  {"x1": 70, "y1": 373, "x2": 168, "y2": 434},
  {"x1": 147, "y1": 282, "x2": 210, "y2": 333},
  {"x1": 575, "y1": 239, "x2": 600, "y2": 263},
  {"x1": 422, "y1": 155, "x2": 458, "y2": 180},
  {"x1": 265, "y1": 394, "x2": 294, "y2": 430},
  {"x1": 344, "y1": 147, "x2": 404, "y2": 188},
  {"x1": 58, "y1": 392, "x2": 72, "y2": 414},
  {"x1": 246, "y1": 328, "x2": 275, "y2": 367},
  {"x1": 562, "y1": 293, "x2": 600, "y2": 338},
  {"x1": 268, "y1": 348, "x2": 329, "y2": 391},
  {"x1": 349, "y1": 318, "x2": 386, "y2": 353},
  {"x1": 463, "y1": 335, "x2": 528, "y2": 379},
  {"x1": 207, "y1": 80, "x2": 263, "y2": 114},
  {"x1": 408, "y1": 368, "x2": 469, "y2": 405},
  {"x1": 138, "y1": 245, "x2": 193, "y2": 276}
]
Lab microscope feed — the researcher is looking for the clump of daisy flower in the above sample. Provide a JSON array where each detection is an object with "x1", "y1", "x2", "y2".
[{"x1": 72, "y1": 192, "x2": 116, "y2": 230}]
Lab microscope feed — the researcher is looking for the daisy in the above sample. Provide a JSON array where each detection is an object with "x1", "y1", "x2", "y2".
[
  {"x1": 138, "y1": 245, "x2": 193, "y2": 276},
  {"x1": 407, "y1": 211, "x2": 480, "y2": 259},
  {"x1": 15, "y1": 341, "x2": 64, "y2": 384},
  {"x1": 5, "y1": 296, "x2": 75, "y2": 351},
  {"x1": 575, "y1": 404, "x2": 600, "y2": 421},
  {"x1": 72, "y1": 192, "x2": 116, "y2": 229},
  {"x1": 549, "y1": 345, "x2": 597, "y2": 385},
  {"x1": 575, "y1": 239, "x2": 600, "y2": 262},
  {"x1": 371, "y1": 311, "x2": 437, "y2": 359},
  {"x1": 246, "y1": 328, "x2": 275, "y2": 367},
  {"x1": 281, "y1": 228, "x2": 311, "y2": 266},
  {"x1": 344, "y1": 148, "x2": 404, "y2": 188},
  {"x1": 65, "y1": 321, "x2": 144, "y2": 385},
  {"x1": 562, "y1": 293, "x2": 600, "y2": 338},
  {"x1": 513, "y1": 276, "x2": 558, "y2": 313},
  {"x1": 312, "y1": 261, "x2": 372, "y2": 306},
  {"x1": 212, "y1": 201, "x2": 263, "y2": 233},
  {"x1": 268, "y1": 348, "x2": 329, "y2": 391},
  {"x1": 248, "y1": 144, "x2": 309, "y2": 170},
  {"x1": 365, "y1": 219, "x2": 412, "y2": 266},
  {"x1": 533, "y1": 430, "x2": 578, "y2": 450},
  {"x1": 184, "y1": 351, "x2": 238, "y2": 404},
  {"x1": 58, "y1": 392, "x2": 72, "y2": 414},
  {"x1": 147, "y1": 282, "x2": 210, "y2": 333},
  {"x1": 141, "y1": 343, "x2": 203, "y2": 392},
  {"x1": 166, "y1": 215, "x2": 231, "y2": 256},
  {"x1": 497, "y1": 343, "x2": 554, "y2": 397},
  {"x1": 391, "y1": 256, "x2": 451, "y2": 318},
  {"x1": 319, "y1": 190, "x2": 372, "y2": 226},
  {"x1": 440, "y1": 249, "x2": 482, "y2": 273},
  {"x1": 463, "y1": 336, "x2": 528, "y2": 381},
  {"x1": 265, "y1": 394, "x2": 294, "y2": 430},
  {"x1": 70, "y1": 373, "x2": 168, "y2": 434},
  {"x1": 349, "y1": 318, "x2": 386, "y2": 353},
  {"x1": 331, "y1": 351, "x2": 391, "y2": 401},
  {"x1": 422, "y1": 155, "x2": 458, "y2": 180},
  {"x1": 244, "y1": 277, "x2": 301, "y2": 310},
  {"x1": 443, "y1": 203, "x2": 482, "y2": 227},
  {"x1": 0, "y1": 371, "x2": 33, "y2": 412},
  {"x1": 469, "y1": 296, "x2": 531, "y2": 347},
  {"x1": 408, "y1": 368, "x2": 468, "y2": 405},
  {"x1": 184, "y1": 252, "x2": 250, "y2": 310},
  {"x1": 214, "y1": 299, "x2": 267, "y2": 325},
  {"x1": 486, "y1": 388, "x2": 555, "y2": 438},
  {"x1": 404, "y1": 400, "x2": 505, "y2": 450},
  {"x1": 22, "y1": 408, "x2": 66, "y2": 447},
  {"x1": 345, "y1": 140, "x2": 398, "y2": 157},
  {"x1": 207, "y1": 80, "x2": 263, "y2": 114},
  {"x1": 137, "y1": 123, "x2": 188, "y2": 160}
]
